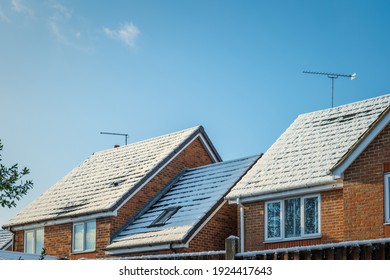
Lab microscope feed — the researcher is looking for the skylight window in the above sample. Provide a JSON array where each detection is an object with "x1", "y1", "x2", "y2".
[{"x1": 149, "y1": 207, "x2": 180, "y2": 227}]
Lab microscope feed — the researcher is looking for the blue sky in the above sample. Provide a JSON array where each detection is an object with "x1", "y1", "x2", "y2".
[{"x1": 1, "y1": 0, "x2": 390, "y2": 226}]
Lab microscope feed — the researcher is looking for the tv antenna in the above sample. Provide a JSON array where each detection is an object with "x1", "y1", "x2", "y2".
[
  {"x1": 100, "y1": 132, "x2": 129, "y2": 145},
  {"x1": 303, "y1": 71, "x2": 357, "y2": 107}
]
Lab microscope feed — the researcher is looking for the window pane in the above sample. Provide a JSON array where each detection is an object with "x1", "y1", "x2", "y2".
[
  {"x1": 267, "y1": 202, "x2": 281, "y2": 238},
  {"x1": 285, "y1": 198, "x2": 301, "y2": 238},
  {"x1": 25, "y1": 231, "x2": 34, "y2": 254},
  {"x1": 73, "y1": 224, "x2": 84, "y2": 251},
  {"x1": 85, "y1": 221, "x2": 96, "y2": 251},
  {"x1": 304, "y1": 197, "x2": 319, "y2": 235},
  {"x1": 35, "y1": 228, "x2": 44, "y2": 255},
  {"x1": 387, "y1": 176, "x2": 390, "y2": 220}
]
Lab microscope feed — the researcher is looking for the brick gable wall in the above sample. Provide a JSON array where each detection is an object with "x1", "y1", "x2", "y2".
[
  {"x1": 13, "y1": 137, "x2": 215, "y2": 259},
  {"x1": 343, "y1": 123, "x2": 390, "y2": 240}
]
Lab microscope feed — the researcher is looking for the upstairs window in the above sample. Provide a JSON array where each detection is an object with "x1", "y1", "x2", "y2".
[
  {"x1": 265, "y1": 195, "x2": 320, "y2": 241},
  {"x1": 385, "y1": 173, "x2": 390, "y2": 223},
  {"x1": 149, "y1": 207, "x2": 180, "y2": 227},
  {"x1": 72, "y1": 220, "x2": 96, "y2": 253},
  {"x1": 24, "y1": 228, "x2": 44, "y2": 254}
]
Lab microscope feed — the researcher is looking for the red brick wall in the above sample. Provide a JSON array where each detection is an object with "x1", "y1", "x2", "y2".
[
  {"x1": 13, "y1": 230, "x2": 24, "y2": 252},
  {"x1": 44, "y1": 223, "x2": 72, "y2": 259},
  {"x1": 12, "y1": 136, "x2": 215, "y2": 259},
  {"x1": 343, "y1": 123, "x2": 390, "y2": 240},
  {"x1": 242, "y1": 189, "x2": 344, "y2": 252}
]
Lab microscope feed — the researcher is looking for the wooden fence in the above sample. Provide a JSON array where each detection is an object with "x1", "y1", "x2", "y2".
[{"x1": 102, "y1": 237, "x2": 390, "y2": 260}]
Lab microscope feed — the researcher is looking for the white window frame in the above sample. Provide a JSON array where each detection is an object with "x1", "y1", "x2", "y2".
[
  {"x1": 72, "y1": 220, "x2": 96, "y2": 253},
  {"x1": 24, "y1": 228, "x2": 44, "y2": 254},
  {"x1": 265, "y1": 194, "x2": 321, "y2": 242},
  {"x1": 264, "y1": 200, "x2": 283, "y2": 241},
  {"x1": 385, "y1": 173, "x2": 390, "y2": 223}
]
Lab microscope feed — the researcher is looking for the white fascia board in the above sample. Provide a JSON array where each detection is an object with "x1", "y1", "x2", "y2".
[
  {"x1": 114, "y1": 133, "x2": 219, "y2": 211},
  {"x1": 229, "y1": 183, "x2": 343, "y2": 204},
  {"x1": 10, "y1": 211, "x2": 116, "y2": 231},
  {"x1": 332, "y1": 111, "x2": 390, "y2": 178},
  {"x1": 105, "y1": 243, "x2": 188, "y2": 255},
  {"x1": 198, "y1": 133, "x2": 220, "y2": 163}
]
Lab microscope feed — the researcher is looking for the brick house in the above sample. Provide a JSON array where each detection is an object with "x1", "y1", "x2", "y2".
[
  {"x1": 226, "y1": 94, "x2": 390, "y2": 254},
  {"x1": 2, "y1": 126, "x2": 246, "y2": 259}
]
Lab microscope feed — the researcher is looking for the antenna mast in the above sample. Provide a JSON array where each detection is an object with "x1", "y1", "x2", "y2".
[
  {"x1": 100, "y1": 132, "x2": 129, "y2": 145},
  {"x1": 303, "y1": 71, "x2": 356, "y2": 107}
]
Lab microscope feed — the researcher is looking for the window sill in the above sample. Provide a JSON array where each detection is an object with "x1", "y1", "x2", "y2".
[
  {"x1": 71, "y1": 249, "x2": 96, "y2": 255},
  {"x1": 264, "y1": 234, "x2": 322, "y2": 244}
]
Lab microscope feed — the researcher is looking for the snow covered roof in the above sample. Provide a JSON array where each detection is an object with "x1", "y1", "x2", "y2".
[
  {"x1": 106, "y1": 155, "x2": 259, "y2": 253},
  {"x1": 4, "y1": 126, "x2": 221, "y2": 228},
  {"x1": 0, "y1": 230, "x2": 12, "y2": 250},
  {"x1": 227, "y1": 94, "x2": 390, "y2": 200},
  {"x1": 0, "y1": 250, "x2": 58, "y2": 260}
]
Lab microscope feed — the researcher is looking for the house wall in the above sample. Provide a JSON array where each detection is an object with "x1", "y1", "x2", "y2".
[
  {"x1": 110, "y1": 201, "x2": 237, "y2": 258},
  {"x1": 241, "y1": 123, "x2": 390, "y2": 252},
  {"x1": 343, "y1": 123, "x2": 390, "y2": 240},
  {"x1": 241, "y1": 189, "x2": 344, "y2": 252},
  {"x1": 12, "y1": 136, "x2": 215, "y2": 259}
]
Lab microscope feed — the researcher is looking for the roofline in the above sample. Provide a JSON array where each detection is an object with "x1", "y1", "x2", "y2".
[
  {"x1": 332, "y1": 107, "x2": 390, "y2": 178},
  {"x1": 227, "y1": 181, "x2": 343, "y2": 203}
]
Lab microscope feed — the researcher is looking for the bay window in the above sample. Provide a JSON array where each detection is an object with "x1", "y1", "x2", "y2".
[{"x1": 265, "y1": 195, "x2": 320, "y2": 241}]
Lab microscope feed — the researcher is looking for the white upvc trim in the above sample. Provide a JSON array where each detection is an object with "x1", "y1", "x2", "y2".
[
  {"x1": 198, "y1": 133, "x2": 220, "y2": 163},
  {"x1": 332, "y1": 110, "x2": 390, "y2": 178},
  {"x1": 11, "y1": 211, "x2": 115, "y2": 231},
  {"x1": 264, "y1": 194, "x2": 321, "y2": 242},
  {"x1": 230, "y1": 183, "x2": 342, "y2": 204},
  {"x1": 385, "y1": 173, "x2": 390, "y2": 223},
  {"x1": 114, "y1": 133, "x2": 220, "y2": 211},
  {"x1": 238, "y1": 198, "x2": 245, "y2": 253},
  {"x1": 105, "y1": 243, "x2": 188, "y2": 255}
]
